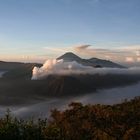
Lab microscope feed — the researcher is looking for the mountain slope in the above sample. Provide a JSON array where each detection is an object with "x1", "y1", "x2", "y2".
[
  {"x1": 57, "y1": 52, "x2": 125, "y2": 68},
  {"x1": 57, "y1": 52, "x2": 81, "y2": 62},
  {"x1": 0, "y1": 61, "x2": 24, "y2": 70},
  {"x1": 88, "y1": 58, "x2": 124, "y2": 68},
  {"x1": 44, "y1": 75, "x2": 95, "y2": 96},
  {"x1": 0, "y1": 61, "x2": 42, "y2": 79}
]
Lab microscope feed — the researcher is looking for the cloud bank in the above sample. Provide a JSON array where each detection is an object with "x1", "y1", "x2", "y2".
[
  {"x1": 32, "y1": 59, "x2": 140, "y2": 80},
  {"x1": 74, "y1": 44, "x2": 140, "y2": 64},
  {"x1": 5, "y1": 82, "x2": 140, "y2": 119}
]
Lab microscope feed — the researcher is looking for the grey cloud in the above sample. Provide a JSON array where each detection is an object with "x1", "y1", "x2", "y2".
[{"x1": 31, "y1": 58, "x2": 140, "y2": 80}]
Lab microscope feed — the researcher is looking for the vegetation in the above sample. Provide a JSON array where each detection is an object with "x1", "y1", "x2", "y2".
[{"x1": 0, "y1": 97, "x2": 140, "y2": 140}]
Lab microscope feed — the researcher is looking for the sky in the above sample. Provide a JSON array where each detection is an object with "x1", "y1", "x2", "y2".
[{"x1": 0, "y1": 0, "x2": 140, "y2": 65}]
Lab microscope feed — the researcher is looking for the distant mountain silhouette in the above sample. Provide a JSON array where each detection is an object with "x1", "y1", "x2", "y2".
[
  {"x1": 88, "y1": 58, "x2": 124, "y2": 68},
  {"x1": 57, "y1": 52, "x2": 81, "y2": 62},
  {"x1": 0, "y1": 61, "x2": 24, "y2": 70},
  {"x1": 57, "y1": 52, "x2": 125, "y2": 68},
  {"x1": 0, "y1": 61, "x2": 42, "y2": 79}
]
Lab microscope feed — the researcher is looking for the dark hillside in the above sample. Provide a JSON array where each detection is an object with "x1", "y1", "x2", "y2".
[{"x1": 0, "y1": 97, "x2": 139, "y2": 140}]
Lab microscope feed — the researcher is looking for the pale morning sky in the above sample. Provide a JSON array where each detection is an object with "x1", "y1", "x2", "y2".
[{"x1": 0, "y1": 0, "x2": 140, "y2": 66}]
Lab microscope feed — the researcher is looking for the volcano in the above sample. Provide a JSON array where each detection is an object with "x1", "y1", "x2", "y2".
[{"x1": 57, "y1": 52, "x2": 125, "y2": 68}]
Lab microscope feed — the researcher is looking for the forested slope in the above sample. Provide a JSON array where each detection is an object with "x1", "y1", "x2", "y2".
[{"x1": 0, "y1": 97, "x2": 139, "y2": 140}]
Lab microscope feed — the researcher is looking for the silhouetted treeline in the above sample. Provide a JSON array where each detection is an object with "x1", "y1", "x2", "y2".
[{"x1": 0, "y1": 97, "x2": 140, "y2": 140}]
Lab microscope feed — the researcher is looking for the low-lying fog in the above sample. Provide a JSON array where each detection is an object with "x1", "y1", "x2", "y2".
[
  {"x1": 0, "y1": 71, "x2": 6, "y2": 78},
  {"x1": 0, "y1": 82, "x2": 140, "y2": 119}
]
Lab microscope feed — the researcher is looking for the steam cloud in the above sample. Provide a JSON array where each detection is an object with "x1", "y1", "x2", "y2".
[{"x1": 32, "y1": 59, "x2": 140, "y2": 80}]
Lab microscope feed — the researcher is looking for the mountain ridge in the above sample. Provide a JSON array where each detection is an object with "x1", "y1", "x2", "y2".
[{"x1": 57, "y1": 52, "x2": 125, "y2": 68}]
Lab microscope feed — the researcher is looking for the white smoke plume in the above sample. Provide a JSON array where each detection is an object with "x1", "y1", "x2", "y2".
[
  {"x1": 31, "y1": 59, "x2": 93, "y2": 80},
  {"x1": 31, "y1": 59, "x2": 140, "y2": 80}
]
